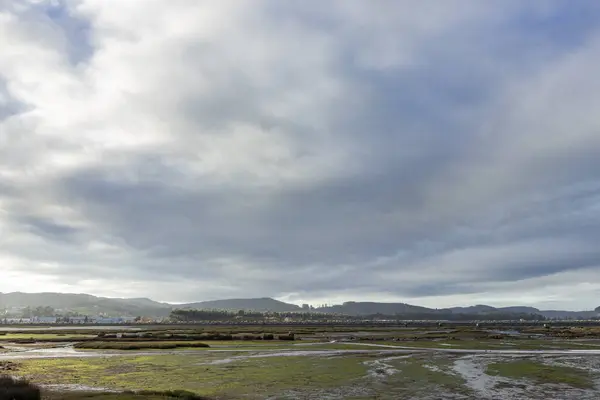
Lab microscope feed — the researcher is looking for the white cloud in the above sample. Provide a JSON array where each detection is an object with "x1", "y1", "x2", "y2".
[{"x1": 1, "y1": 0, "x2": 600, "y2": 309}]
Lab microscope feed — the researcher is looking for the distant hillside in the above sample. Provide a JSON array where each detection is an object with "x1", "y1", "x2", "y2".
[
  {"x1": 445, "y1": 304, "x2": 595, "y2": 319},
  {"x1": 498, "y1": 306, "x2": 540, "y2": 314},
  {"x1": 446, "y1": 305, "x2": 541, "y2": 315},
  {"x1": 317, "y1": 301, "x2": 434, "y2": 316},
  {"x1": 538, "y1": 310, "x2": 598, "y2": 320},
  {"x1": 1, "y1": 292, "x2": 597, "y2": 320},
  {"x1": 0, "y1": 292, "x2": 172, "y2": 317},
  {"x1": 447, "y1": 305, "x2": 498, "y2": 314},
  {"x1": 178, "y1": 297, "x2": 301, "y2": 312}
]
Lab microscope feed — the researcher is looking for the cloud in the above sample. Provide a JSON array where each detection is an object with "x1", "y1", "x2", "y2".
[{"x1": 1, "y1": 0, "x2": 600, "y2": 309}]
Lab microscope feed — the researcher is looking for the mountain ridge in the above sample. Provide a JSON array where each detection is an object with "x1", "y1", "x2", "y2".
[
  {"x1": 178, "y1": 297, "x2": 301, "y2": 312},
  {"x1": 1, "y1": 292, "x2": 598, "y2": 319}
]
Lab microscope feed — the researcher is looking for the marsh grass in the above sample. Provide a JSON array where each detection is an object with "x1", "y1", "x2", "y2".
[{"x1": 486, "y1": 360, "x2": 594, "y2": 388}]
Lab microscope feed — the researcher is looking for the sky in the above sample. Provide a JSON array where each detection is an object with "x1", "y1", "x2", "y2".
[{"x1": 1, "y1": 1, "x2": 600, "y2": 310}]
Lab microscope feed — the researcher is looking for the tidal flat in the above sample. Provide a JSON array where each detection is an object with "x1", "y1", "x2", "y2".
[{"x1": 2, "y1": 325, "x2": 600, "y2": 399}]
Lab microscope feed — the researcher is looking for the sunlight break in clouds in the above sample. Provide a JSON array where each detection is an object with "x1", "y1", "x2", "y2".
[{"x1": 1, "y1": 0, "x2": 600, "y2": 309}]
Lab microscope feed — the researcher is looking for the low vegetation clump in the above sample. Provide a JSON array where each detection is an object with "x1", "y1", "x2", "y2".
[
  {"x1": 74, "y1": 341, "x2": 210, "y2": 350},
  {"x1": 277, "y1": 335, "x2": 295, "y2": 341},
  {"x1": 0, "y1": 375, "x2": 41, "y2": 400}
]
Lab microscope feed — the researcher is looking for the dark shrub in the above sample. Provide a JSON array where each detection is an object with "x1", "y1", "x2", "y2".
[
  {"x1": 263, "y1": 334, "x2": 274, "y2": 340},
  {"x1": 0, "y1": 375, "x2": 41, "y2": 400},
  {"x1": 13, "y1": 340, "x2": 35, "y2": 345},
  {"x1": 74, "y1": 341, "x2": 209, "y2": 350},
  {"x1": 277, "y1": 335, "x2": 295, "y2": 341},
  {"x1": 137, "y1": 389, "x2": 208, "y2": 399}
]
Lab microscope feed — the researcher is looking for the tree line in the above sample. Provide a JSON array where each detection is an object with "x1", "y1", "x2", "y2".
[{"x1": 170, "y1": 309, "x2": 546, "y2": 322}]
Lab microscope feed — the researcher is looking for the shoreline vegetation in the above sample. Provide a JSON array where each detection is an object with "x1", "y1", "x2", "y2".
[{"x1": 73, "y1": 342, "x2": 210, "y2": 350}]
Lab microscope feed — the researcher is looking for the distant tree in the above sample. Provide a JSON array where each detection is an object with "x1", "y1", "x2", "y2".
[
  {"x1": 32, "y1": 306, "x2": 55, "y2": 318},
  {"x1": 595, "y1": 306, "x2": 600, "y2": 313}
]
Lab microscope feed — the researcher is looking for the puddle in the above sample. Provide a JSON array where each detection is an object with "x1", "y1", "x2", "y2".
[
  {"x1": 486, "y1": 330, "x2": 521, "y2": 336},
  {"x1": 42, "y1": 383, "x2": 120, "y2": 393},
  {"x1": 423, "y1": 364, "x2": 443, "y2": 373},
  {"x1": 333, "y1": 342, "x2": 420, "y2": 349},
  {"x1": 452, "y1": 355, "x2": 500, "y2": 398},
  {"x1": 452, "y1": 354, "x2": 600, "y2": 400},
  {"x1": 363, "y1": 355, "x2": 411, "y2": 378}
]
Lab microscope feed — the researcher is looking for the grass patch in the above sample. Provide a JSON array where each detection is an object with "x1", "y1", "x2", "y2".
[
  {"x1": 0, "y1": 333, "x2": 96, "y2": 339},
  {"x1": 16, "y1": 352, "x2": 369, "y2": 398},
  {"x1": 0, "y1": 333, "x2": 97, "y2": 343},
  {"x1": 486, "y1": 360, "x2": 594, "y2": 388}
]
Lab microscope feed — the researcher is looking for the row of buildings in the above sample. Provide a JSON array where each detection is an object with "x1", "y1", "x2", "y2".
[{"x1": 2, "y1": 316, "x2": 138, "y2": 324}]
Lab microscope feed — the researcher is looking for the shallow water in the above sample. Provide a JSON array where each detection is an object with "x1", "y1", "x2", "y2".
[
  {"x1": 339, "y1": 342, "x2": 600, "y2": 355},
  {"x1": 4, "y1": 341, "x2": 600, "y2": 362},
  {"x1": 451, "y1": 354, "x2": 600, "y2": 400},
  {"x1": 42, "y1": 383, "x2": 120, "y2": 393}
]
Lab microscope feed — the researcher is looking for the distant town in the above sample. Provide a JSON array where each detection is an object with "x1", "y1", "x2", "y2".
[{"x1": 0, "y1": 306, "x2": 151, "y2": 324}]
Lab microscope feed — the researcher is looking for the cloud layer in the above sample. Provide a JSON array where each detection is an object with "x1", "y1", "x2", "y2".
[{"x1": 1, "y1": 0, "x2": 600, "y2": 309}]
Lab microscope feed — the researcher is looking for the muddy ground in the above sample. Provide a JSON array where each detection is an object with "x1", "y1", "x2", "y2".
[{"x1": 1, "y1": 326, "x2": 600, "y2": 399}]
